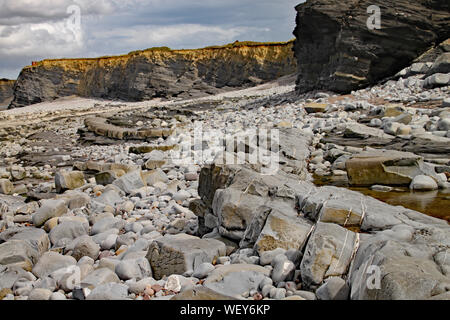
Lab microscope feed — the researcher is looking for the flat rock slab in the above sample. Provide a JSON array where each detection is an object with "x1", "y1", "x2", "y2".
[
  {"x1": 346, "y1": 149, "x2": 425, "y2": 186},
  {"x1": 171, "y1": 286, "x2": 236, "y2": 300},
  {"x1": 146, "y1": 234, "x2": 226, "y2": 280},
  {"x1": 84, "y1": 117, "x2": 174, "y2": 140},
  {"x1": 203, "y1": 264, "x2": 270, "y2": 299},
  {"x1": 86, "y1": 283, "x2": 129, "y2": 300}
]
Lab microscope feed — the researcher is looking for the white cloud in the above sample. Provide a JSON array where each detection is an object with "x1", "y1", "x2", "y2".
[{"x1": 0, "y1": 0, "x2": 302, "y2": 79}]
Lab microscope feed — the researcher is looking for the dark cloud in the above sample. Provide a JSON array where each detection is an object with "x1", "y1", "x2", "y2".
[{"x1": 0, "y1": 0, "x2": 303, "y2": 79}]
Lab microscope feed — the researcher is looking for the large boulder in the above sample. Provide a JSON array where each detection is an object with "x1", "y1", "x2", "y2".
[
  {"x1": 254, "y1": 209, "x2": 313, "y2": 254},
  {"x1": 293, "y1": 0, "x2": 450, "y2": 93},
  {"x1": 0, "y1": 240, "x2": 39, "y2": 271},
  {"x1": 146, "y1": 234, "x2": 226, "y2": 280},
  {"x1": 346, "y1": 149, "x2": 433, "y2": 187},
  {"x1": 300, "y1": 222, "x2": 358, "y2": 288},
  {"x1": 55, "y1": 171, "x2": 86, "y2": 194},
  {"x1": 349, "y1": 232, "x2": 450, "y2": 300},
  {"x1": 203, "y1": 264, "x2": 271, "y2": 299},
  {"x1": 7, "y1": 228, "x2": 50, "y2": 255}
]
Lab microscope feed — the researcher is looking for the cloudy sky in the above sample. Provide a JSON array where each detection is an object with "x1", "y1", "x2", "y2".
[{"x1": 0, "y1": 0, "x2": 304, "y2": 79}]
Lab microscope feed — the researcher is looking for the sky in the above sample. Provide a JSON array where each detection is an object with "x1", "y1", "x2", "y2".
[{"x1": 0, "y1": 0, "x2": 304, "y2": 79}]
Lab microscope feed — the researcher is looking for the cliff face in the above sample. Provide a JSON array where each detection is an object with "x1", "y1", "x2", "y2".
[
  {"x1": 0, "y1": 79, "x2": 15, "y2": 106},
  {"x1": 293, "y1": 0, "x2": 450, "y2": 93},
  {"x1": 10, "y1": 41, "x2": 296, "y2": 108}
]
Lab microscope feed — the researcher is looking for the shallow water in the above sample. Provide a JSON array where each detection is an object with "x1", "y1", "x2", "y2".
[{"x1": 314, "y1": 175, "x2": 450, "y2": 223}]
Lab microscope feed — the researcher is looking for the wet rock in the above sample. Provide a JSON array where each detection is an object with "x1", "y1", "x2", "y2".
[{"x1": 346, "y1": 149, "x2": 429, "y2": 187}]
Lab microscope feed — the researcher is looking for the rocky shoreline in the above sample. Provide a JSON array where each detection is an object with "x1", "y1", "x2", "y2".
[
  {"x1": 0, "y1": 49, "x2": 449, "y2": 299},
  {"x1": 0, "y1": 0, "x2": 449, "y2": 302}
]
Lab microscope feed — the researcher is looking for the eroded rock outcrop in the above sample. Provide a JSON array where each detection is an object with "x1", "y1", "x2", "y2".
[
  {"x1": 293, "y1": 0, "x2": 450, "y2": 93},
  {"x1": 198, "y1": 152, "x2": 449, "y2": 299},
  {"x1": 10, "y1": 41, "x2": 296, "y2": 108},
  {"x1": 0, "y1": 79, "x2": 15, "y2": 107}
]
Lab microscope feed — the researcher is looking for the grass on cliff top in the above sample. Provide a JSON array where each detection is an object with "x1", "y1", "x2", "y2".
[
  {"x1": 25, "y1": 39, "x2": 295, "y2": 67},
  {"x1": 202, "y1": 39, "x2": 295, "y2": 50}
]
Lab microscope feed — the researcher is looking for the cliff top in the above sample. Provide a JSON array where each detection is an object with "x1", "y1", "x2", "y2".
[
  {"x1": 0, "y1": 79, "x2": 15, "y2": 83},
  {"x1": 25, "y1": 39, "x2": 295, "y2": 69}
]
